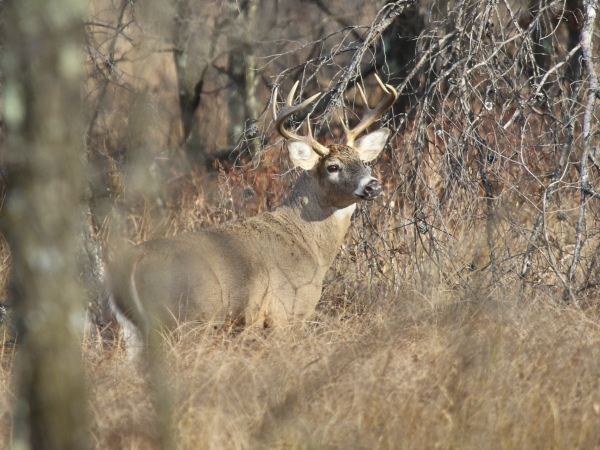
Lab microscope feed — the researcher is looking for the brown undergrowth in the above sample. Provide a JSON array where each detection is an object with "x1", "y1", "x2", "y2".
[{"x1": 3, "y1": 281, "x2": 599, "y2": 449}]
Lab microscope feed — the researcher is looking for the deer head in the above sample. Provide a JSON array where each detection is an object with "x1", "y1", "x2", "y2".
[{"x1": 273, "y1": 75, "x2": 397, "y2": 208}]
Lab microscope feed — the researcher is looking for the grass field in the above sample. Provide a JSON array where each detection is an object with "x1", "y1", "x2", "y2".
[{"x1": 3, "y1": 279, "x2": 599, "y2": 449}]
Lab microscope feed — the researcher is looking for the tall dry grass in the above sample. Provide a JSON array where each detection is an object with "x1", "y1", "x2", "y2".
[{"x1": 3, "y1": 280, "x2": 598, "y2": 449}]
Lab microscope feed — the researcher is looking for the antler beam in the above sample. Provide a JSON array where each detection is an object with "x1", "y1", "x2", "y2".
[
  {"x1": 273, "y1": 81, "x2": 329, "y2": 157},
  {"x1": 340, "y1": 74, "x2": 398, "y2": 147}
]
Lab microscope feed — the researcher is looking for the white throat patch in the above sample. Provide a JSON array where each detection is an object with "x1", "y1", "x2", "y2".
[{"x1": 332, "y1": 204, "x2": 356, "y2": 221}]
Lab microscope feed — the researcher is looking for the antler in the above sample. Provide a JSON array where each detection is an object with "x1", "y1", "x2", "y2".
[
  {"x1": 340, "y1": 74, "x2": 398, "y2": 147},
  {"x1": 273, "y1": 81, "x2": 329, "y2": 157}
]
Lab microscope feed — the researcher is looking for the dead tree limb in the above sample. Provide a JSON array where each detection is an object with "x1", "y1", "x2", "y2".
[{"x1": 565, "y1": 0, "x2": 599, "y2": 300}]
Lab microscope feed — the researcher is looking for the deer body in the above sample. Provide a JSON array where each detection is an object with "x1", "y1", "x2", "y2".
[{"x1": 108, "y1": 78, "x2": 397, "y2": 356}]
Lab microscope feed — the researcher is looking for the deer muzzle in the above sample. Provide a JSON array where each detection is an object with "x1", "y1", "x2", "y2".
[{"x1": 361, "y1": 179, "x2": 382, "y2": 200}]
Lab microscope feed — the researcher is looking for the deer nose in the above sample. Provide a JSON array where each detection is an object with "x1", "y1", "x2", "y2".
[{"x1": 363, "y1": 179, "x2": 382, "y2": 199}]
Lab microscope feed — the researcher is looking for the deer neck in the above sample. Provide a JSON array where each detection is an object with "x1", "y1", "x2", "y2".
[{"x1": 275, "y1": 171, "x2": 355, "y2": 266}]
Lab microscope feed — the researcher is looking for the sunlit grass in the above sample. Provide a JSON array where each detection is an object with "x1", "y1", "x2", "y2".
[{"x1": 9, "y1": 282, "x2": 589, "y2": 449}]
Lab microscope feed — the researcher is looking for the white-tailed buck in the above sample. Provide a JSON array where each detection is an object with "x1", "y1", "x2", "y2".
[{"x1": 108, "y1": 76, "x2": 397, "y2": 356}]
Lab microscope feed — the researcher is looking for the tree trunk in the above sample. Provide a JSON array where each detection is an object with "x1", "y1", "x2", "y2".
[
  {"x1": 2, "y1": 1, "x2": 89, "y2": 449},
  {"x1": 173, "y1": 0, "x2": 205, "y2": 167},
  {"x1": 226, "y1": 0, "x2": 260, "y2": 149}
]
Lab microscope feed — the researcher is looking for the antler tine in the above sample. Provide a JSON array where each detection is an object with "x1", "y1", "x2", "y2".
[
  {"x1": 338, "y1": 84, "x2": 368, "y2": 135},
  {"x1": 337, "y1": 109, "x2": 349, "y2": 135},
  {"x1": 344, "y1": 74, "x2": 398, "y2": 147},
  {"x1": 273, "y1": 81, "x2": 329, "y2": 157},
  {"x1": 286, "y1": 81, "x2": 299, "y2": 107},
  {"x1": 356, "y1": 83, "x2": 369, "y2": 106},
  {"x1": 271, "y1": 86, "x2": 280, "y2": 122}
]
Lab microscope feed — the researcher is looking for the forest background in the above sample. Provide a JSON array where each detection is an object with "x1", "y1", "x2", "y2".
[{"x1": 1, "y1": 0, "x2": 600, "y2": 448}]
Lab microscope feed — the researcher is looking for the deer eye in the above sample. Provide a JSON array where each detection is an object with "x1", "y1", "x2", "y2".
[{"x1": 327, "y1": 164, "x2": 340, "y2": 173}]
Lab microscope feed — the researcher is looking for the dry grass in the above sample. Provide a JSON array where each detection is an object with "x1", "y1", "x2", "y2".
[{"x1": 3, "y1": 281, "x2": 598, "y2": 449}]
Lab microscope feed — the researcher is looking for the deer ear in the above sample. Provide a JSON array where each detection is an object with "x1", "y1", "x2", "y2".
[
  {"x1": 287, "y1": 140, "x2": 321, "y2": 170},
  {"x1": 354, "y1": 128, "x2": 390, "y2": 162}
]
